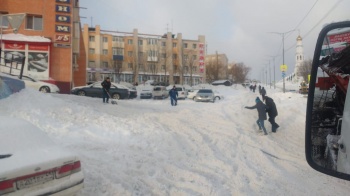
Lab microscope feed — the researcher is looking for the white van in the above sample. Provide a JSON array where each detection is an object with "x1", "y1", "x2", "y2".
[{"x1": 152, "y1": 86, "x2": 169, "y2": 99}]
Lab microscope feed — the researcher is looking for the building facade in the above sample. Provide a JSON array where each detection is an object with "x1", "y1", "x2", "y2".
[
  {"x1": 83, "y1": 24, "x2": 206, "y2": 86},
  {"x1": 205, "y1": 53, "x2": 229, "y2": 82},
  {"x1": 0, "y1": 0, "x2": 86, "y2": 93}
]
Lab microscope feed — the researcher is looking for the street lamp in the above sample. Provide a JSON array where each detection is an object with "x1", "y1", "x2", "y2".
[
  {"x1": 267, "y1": 55, "x2": 278, "y2": 89},
  {"x1": 269, "y1": 29, "x2": 297, "y2": 93}
]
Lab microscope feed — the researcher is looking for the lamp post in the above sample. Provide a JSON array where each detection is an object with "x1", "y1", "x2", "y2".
[{"x1": 269, "y1": 29, "x2": 297, "y2": 93}]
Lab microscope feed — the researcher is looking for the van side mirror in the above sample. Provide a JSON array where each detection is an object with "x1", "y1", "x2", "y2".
[{"x1": 306, "y1": 21, "x2": 350, "y2": 180}]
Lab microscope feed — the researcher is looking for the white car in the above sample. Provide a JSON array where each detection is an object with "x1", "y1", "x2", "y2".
[
  {"x1": 213, "y1": 90, "x2": 224, "y2": 100},
  {"x1": 187, "y1": 89, "x2": 199, "y2": 100},
  {"x1": 21, "y1": 75, "x2": 60, "y2": 93},
  {"x1": 0, "y1": 116, "x2": 84, "y2": 195},
  {"x1": 167, "y1": 85, "x2": 188, "y2": 99}
]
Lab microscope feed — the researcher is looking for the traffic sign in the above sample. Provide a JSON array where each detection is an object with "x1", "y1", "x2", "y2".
[
  {"x1": 280, "y1": 64, "x2": 288, "y2": 72},
  {"x1": 282, "y1": 71, "x2": 286, "y2": 77}
]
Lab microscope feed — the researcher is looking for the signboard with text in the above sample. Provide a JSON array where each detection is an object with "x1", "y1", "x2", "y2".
[{"x1": 199, "y1": 43, "x2": 205, "y2": 73}]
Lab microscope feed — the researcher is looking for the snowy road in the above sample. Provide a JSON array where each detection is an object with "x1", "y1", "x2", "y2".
[{"x1": 1, "y1": 85, "x2": 350, "y2": 195}]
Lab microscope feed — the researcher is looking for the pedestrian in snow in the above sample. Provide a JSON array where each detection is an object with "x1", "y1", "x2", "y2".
[
  {"x1": 245, "y1": 97, "x2": 268, "y2": 135},
  {"x1": 253, "y1": 84, "x2": 256, "y2": 93},
  {"x1": 261, "y1": 87, "x2": 266, "y2": 100},
  {"x1": 249, "y1": 85, "x2": 253, "y2": 91},
  {"x1": 101, "y1": 77, "x2": 111, "y2": 103},
  {"x1": 264, "y1": 96, "x2": 279, "y2": 132},
  {"x1": 258, "y1": 85, "x2": 262, "y2": 95},
  {"x1": 169, "y1": 86, "x2": 178, "y2": 106}
]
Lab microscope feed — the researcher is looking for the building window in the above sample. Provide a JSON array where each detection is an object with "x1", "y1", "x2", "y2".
[
  {"x1": 161, "y1": 53, "x2": 166, "y2": 58},
  {"x1": 89, "y1": 36, "x2": 95, "y2": 42},
  {"x1": 139, "y1": 40, "x2": 143, "y2": 46},
  {"x1": 173, "y1": 54, "x2": 177, "y2": 59},
  {"x1": 148, "y1": 50, "x2": 158, "y2": 58},
  {"x1": 161, "y1": 65, "x2": 166, "y2": 70},
  {"x1": 173, "y1": 43, "x2": 177, "y2": 48},
  {"x1": 148, "y1": 64, "x2": 156, "y2": 71},
  {"x1": 128, "y1": 39, "x2": 133, "y2": 45},
  {"x1": 113, "y1": 36, "x2": 124, "y2": 42},
  {"x1": 103, "y1": 37, "x2": 108, "y2": 42},
  {"x1": 113, "y1": 47, "x2": 124, "y2": 55},
  {"x1": 26, "y1": 15, "x2": 43, "y2": 30},
  {"x1": 184, "y1": 66, "x2": 189, "y2": 72},
  {"x1": 88, "y1": 61, "x2": 95, "y2": 68},
  {"x1": 102, "y1": 61, "x2": 108, "y2": 68},
  {"x1": 193, "y1": 66, "x2": 197, "y2": 71},
  {"x1": 192, "y1": 55, "x2": 197, "y2": 60},
  {"x1": 183, "y1": 43, "x2": 188, "y2": 48},
  {"x1": 193, "y1": 44, "x2": 197, "y2": 49},
  {"x1": 139, "y1": 52, "x2": 144, "y2": 58},
  {"x1": 0, "y1": 13, "x2": 9, "y2": 28},
  {"x1": 161, "y1": 42, "x2": 166, "y2": 47},
  {"x1": 128, "y1": 63, "x2": 133, "y2": 69},
  {"x1": 148, "y1": 39, "x2": 157, "y2": 45},
  {"x1": 103, "y1": 49, "x2": 108, "y2": 55},
  {"x1": 184, "y1": 55, "x2": 188, "y2": 61},
  {"x1": 128, "y1": 51, "x2": 133, "y2": 57},
  {"x1": 89, "y1": 48, "x2": 95, "y2": 54}
]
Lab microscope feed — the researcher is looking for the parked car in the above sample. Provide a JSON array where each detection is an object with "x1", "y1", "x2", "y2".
[
  {"x1": 213, "y1": 90, "x2": 224, "y2": 100},
  {"x1": 167, "y1": 85, "x2": 188, "y2": 99},
  {"x1": 114, "y1": 83, "x2": 137, "y2": 99},
  {"x1": 70, "y1": 81, "x2": 129, "y2": 99},
  {"x1": 140, "y1": 88, "x2": 153, "y2": 99},
  {"x1": 194, "y1": 89, "x2": 215, "y2": 103},
  {"x1": 152, "y1": 86, "x2": 169, "y2": 99},
  {"x1": 299, "y1": 81, "x2": 309, "y2": 94},
  {"x1": 187, "y1": 89, "x2": 199, "y2": 100},
  {"x1": 15, "y1": 75, "x2": 60, "y2": 93},
  {"x1": 0, "y1": 116, "x2": 84, "y2": 195},
  {"x1": 0, "y1": 73, "x2": 25, "y2": 99},
  {"x1": 211, "y1": 80, "x2": 232, "y2": 86}
]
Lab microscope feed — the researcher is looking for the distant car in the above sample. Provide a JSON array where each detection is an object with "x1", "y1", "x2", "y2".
[
  {"x1": 70, "y1": 81, "x2": 129, "y2": 99},
  {"x1": 167, "y1": 86, "x2": 188, "y2": 99},
  {"x1": 152, "y1": 86, "x2": 169, "y2": 99},
  {"x1": 187, "y1": 89, "x2": 199, "y2": 100},
  {"x1": 194, "y1": 89, "x2": 215, "y2": 103},
  {"x1": 19, "y1": 75, "x2": 60, "y2": 93},
  {"x1": 299, "y1": 81, "x2": 309, "y2": 94},
  {"x1": 0, "y1": 116, "x2": 84, "y2": 195},
  {"x1": 212, "y1": 80, "x2": 232, "y2": 86},
  {"x1": 140, "y1": 88, "x2": 153, "y2": 99}
]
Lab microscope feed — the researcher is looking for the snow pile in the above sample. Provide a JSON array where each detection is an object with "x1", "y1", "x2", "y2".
[
  {"x1": 1, "y1": 86, "x2": 350, "y2": 195},
  {"x1": 1, "y1": 33, "x2": 51, "y2": 43}
]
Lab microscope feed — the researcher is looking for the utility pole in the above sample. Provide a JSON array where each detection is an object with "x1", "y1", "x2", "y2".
[
  {"x1": 269, "y1": 60, "x2": 271, "y2": 89},
  {"x1": 269, "y1": 29, "x2": 297, "y2": 93}
]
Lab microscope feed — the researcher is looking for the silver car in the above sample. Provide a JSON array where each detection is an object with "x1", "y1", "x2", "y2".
[{"x1": 194, "y1": 89, "x2": 215, "y2": 103}]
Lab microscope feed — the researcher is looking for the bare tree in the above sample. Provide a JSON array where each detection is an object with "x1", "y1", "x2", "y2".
[
  {"x1": 182, "y1": 50, "x2": 197, "y2": 86},
  {"x1": 229, "y1": 62, "x2": 251, "y2": 83},
  {"x1": 297, "y1": 59, "x2": 312, "y2": 82}
]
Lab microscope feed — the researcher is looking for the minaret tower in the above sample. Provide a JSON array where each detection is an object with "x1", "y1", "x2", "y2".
[{"x1": 294, "y1": 35, "x2": 304, "y2": 82}]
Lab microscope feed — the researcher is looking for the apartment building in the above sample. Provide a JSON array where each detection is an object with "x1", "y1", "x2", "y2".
[
  {"x1": 83, "y1": 24, "x2": 206, "y2": 86},
  {"x1": 0, "y1": 0, "x2": 86, "y2": 93},
  {"x1": 205, "y1": 53, "x2": 229, "y2": 81}
]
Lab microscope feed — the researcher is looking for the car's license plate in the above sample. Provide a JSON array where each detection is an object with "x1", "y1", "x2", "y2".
[{"x1": 16, "y1": 171, "x2": 55, "y2": 190}]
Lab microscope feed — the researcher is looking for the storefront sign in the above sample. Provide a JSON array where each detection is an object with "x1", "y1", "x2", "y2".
[
  {"x1": 56, "y1": 0, "x2": 70, "y2": 3},
  {"x1": 56, "y1": 15, "x2": 71, "y2": 23},
  {"x1": 328, "y1": 32, "x2": 350, "y2": 45},
  {"x1": 4, "y1": 43, "x2": 25, "y2": 50},
  {"x1": 56, "y1": 25, "x2": 70, "y2": 33},
  {"x1": 55, "y1": 34, "x2": 71, "y2": 43},
  {"x1": 56, "y1": 5, "x2": 70, "y2": 13},
  {"x1": 54, "y1": 43, "x2": 71, "y2": 48},
  {"x1": 198, "y1": 43, "x2": 205, "y2": 73},
  {"x1": 29, "y1": 45, "x2": 49, "y2": 51}
]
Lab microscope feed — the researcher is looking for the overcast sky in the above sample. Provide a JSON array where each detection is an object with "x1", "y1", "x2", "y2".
[{"x1": 80, "y1": 0, "x2": 350, "y2": 81}]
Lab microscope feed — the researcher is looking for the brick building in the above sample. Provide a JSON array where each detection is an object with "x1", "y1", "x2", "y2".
[
  {"x1": 0, "y1": 0, "x2": 86, "y2": 93},
  {"x1": 83, "y1": 24, "x2": 206, "y2": 86}
]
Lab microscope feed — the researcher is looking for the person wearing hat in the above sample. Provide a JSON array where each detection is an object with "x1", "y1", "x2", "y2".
[
  {"x1": 264, "y1": 96, "x2": 279, "y2": 132},
  {"x1": 101, "y1": 77, "x2": 111, "y2": 103},
  {"x1": 168, "y1": 85, "x2": 178, "y2": 106},
  {"x1": 245, "y1": 97, "x2": 268, "y2": 135}
]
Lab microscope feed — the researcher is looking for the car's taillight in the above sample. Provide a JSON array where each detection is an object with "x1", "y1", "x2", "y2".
[
  {"x1": 56, "y1": 161, "x2": 81, "y2": 179},
  {"x1": 0, "y1": 180, "x2": 15, "y2": 195}
]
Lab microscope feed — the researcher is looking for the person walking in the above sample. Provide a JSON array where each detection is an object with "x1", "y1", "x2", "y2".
[
  {"x1": 245, "y1": 97, "x2": 268, "y2": 135},
  {"x1": 258, "y1": 85, "x2": 262, "y2": 95},
  {"x1": 264, "y1": 96, "x2": 279, "y2": 132},
  {"x1": 169, "y1": 86, "x2": 178, "y2": 106},
  {"x1": 101, "y1": 77, "x2": 111, "y2": 103},
  {"x1": 261, "y1": 87, "x2": 266, "y2": 100}
]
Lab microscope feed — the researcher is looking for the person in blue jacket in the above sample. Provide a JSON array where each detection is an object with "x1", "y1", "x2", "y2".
[
  {"x1": 101, "y1": 77, "x2": 111, "y2": 103},
  {"x1": 168, "y1": 86, "x2": 178, "y2": 106},
  {"x1": 245, "y1": 97, "x2": 268, "y2": 135}
]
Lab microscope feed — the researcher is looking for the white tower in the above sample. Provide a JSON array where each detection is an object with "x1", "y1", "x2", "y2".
[{"x1": 294, "y1": 35, "x2": 304, "y2": 82}]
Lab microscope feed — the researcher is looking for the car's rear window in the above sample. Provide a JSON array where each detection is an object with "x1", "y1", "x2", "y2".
[
  {"x1": 198, "y1": 89, "x2": 212, "y2": 93},
  {"x1": 176, "y1": 88, "x2": 183, "y2": 91},
  {"x1": 154, "y1": 87, "x2": 162, "y2": 91}
]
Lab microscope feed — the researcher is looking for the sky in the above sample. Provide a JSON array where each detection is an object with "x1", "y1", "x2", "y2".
[{"x1": 79, "y1": 0, "x2": 350, "y2": 81}]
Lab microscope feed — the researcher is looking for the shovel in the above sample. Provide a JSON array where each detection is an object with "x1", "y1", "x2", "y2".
[{"x1": 104, "y1": 89, "x2": 118, "y2": 105}]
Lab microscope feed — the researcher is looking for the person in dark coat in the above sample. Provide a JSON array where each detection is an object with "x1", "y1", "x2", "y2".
[
  {"x1": 253, "y1": 84, "x2": 256, "y2": 93},
  {"x1": 168, "y1": 86, "x2": 178, "y2": 106},
  {"x1": 258, "y1": 85, "x2": 262, "y2": 95},
  {"x1": 264, "y1": 96, "x2": 279, "y2": 132},
  {"x1": 245, "y1": 97, "x2": 268, "y2": 135},
  {"x1": 261, "y1": 87, "x2": 266, "y2": 100},
  {"x1": 101, "y1": 77, "x2": 111, "y2": 103}
]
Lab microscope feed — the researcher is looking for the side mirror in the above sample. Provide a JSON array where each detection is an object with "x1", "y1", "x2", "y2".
[{"x1": 306, "y1": 21, "x2": 350, "y2": 180}]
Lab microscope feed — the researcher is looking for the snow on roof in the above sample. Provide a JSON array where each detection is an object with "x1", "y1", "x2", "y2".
[{"x1": 1, "y1": 33, "x2": 51, "y2": 43}]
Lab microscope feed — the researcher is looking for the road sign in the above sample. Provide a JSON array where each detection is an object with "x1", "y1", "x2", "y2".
[
  {"x1": 280, "y1": 64, "x2": 288, "y2": 72},
  {"x1": 282, "y1": 71, "x2": 286, "y2": 77}
]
